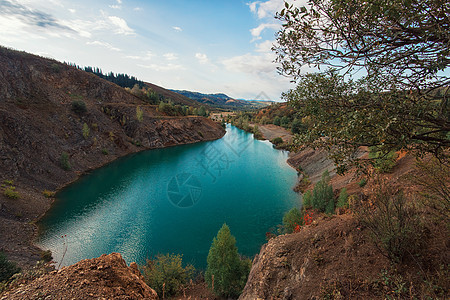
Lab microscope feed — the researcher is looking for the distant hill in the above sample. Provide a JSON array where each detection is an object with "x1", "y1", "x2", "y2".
[{"x1": 171, "y1": 90, "x2": 273, "y2": 110}]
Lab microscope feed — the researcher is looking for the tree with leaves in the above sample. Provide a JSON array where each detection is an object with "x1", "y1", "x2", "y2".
[
  {"x1": 275, "y1": 0, "x2": 449, "y2": 171},
  {"x1": 205, "y1": 224, "x2": 251, "y2": 298}
]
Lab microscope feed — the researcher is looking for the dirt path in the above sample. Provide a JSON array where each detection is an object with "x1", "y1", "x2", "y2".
[{"x1": 257, "y1": 124, "x2": 293, "y2": 142}]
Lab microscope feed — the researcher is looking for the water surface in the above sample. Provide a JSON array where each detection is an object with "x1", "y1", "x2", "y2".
[{"x1": 38, "y1": 125, "x2": 299, "y2": 269}]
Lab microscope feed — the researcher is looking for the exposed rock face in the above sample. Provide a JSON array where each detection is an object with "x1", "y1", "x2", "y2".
[
  {"x1": 0, "y1": 46, "x2": 225, "y2": 267},
  {"x1": 0, "y1": 253, "x2": 158, "y2": 299},
  {"x1": 239, "y1": 215, "x2": 389, "y2": 300}
]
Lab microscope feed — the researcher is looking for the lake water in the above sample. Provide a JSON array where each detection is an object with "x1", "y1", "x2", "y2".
[{"x1": 38, "y1": 125, "x2": 299, "y2": 269}]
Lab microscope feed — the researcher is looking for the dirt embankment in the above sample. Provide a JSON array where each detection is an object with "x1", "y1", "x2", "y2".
[
  {"x1": 0, "y1": 253, "x2": 158, "y2": 299},
  {"x1": 0, "y1": 47, "x2": 225, "y2": 268}
]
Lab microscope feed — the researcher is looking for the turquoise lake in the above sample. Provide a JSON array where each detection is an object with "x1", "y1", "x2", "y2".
[{"x1": 38, "y1": 125, "x2": 300, "y2": 269}]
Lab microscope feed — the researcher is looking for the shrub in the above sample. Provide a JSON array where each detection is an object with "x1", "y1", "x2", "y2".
[
  {"x1": 411, "y1": 157, "x2": 450, "y2": 222},
  {"x1": 337, "y1": 188, "x2": 349, "y2": 209},
  {"x1": 71, "y1": 100, "x2": 87, "y2": 114},
  {"x1": 271, "y1": 137, "x2": 283, "y2": 145},
  {"x1": 3, "y1": 187, "x2": 19, "y2": 199},
  {"x1": 136, "y1": 106, "x2": 143, "y2": 122},
  {"x1": 40, "y1": 250, "x2": 53, "y2": 263},
  {"x1": 101, "y1": 148, "x2": 109, "y2": 155},
  {"x1": 42, "y1": 190, "x2": 55, "y2": 198},
  {"x1": 82, "y1": 123, "x2": 90, "y2": 139},
  {"x1": 311, "y1": 170, "x2": 334, "y2": 213},
  {"x1": 60, "y1": 152, "x2": 71, "y2": 171},
  {"x1": 303, "y1": 190, "x2": 312, "y2": 208},
  {"x1": 205, "y1": 224, "x2": 251, "y2": 298},
  {"x1": 142, "y1": 253, "x2": 194, "y2": 297},
  {"x1": 273, "y1": 116, "x2": 281, "y2": 126},
  {"x1": 356, "y1": 179, "x2": 422, "y2": 263},
  {"x1": 282, "y1": 207, "x2": 303, "y2": 233},
  {"x1": 0, "y1": 252, "x2": 20, "y2": 282},
  {"x1": 358, "y1": 178, "x2": 367, "y2": 187}
]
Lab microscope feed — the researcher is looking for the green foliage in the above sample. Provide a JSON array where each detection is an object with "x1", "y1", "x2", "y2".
[
  {"x1": 358, "y1": 178, "x2": 367, "y2": 187},
  {"x1": 60, "y1": 152, "x2": 71, "y2": 171},
  {"x1": 197, "y1": 106, "x2": 208, "y2": 117},
  {"x1": 101, "y1": 148, "x2": 109, "y2": 155},
  {"x1": 3, "y1": 180, "x2": 13, "y2": 185},
  {"x1": 205, "y1": 224, "x2": 251, "y2": 298},
  {"x1": 271, "y1": 137, "x2": 283, "y2": 145},
  {"x1": 356, "y1": 179, "x2": 423, "y2": 263},
  {"x1": 82, "y1": 123, "x2": 90, "y2": 139},
  {"x1": 71, "y1": 100, "x2": 87, "y2": 114},
  {"x1": 0, "y1": 252, "x2": 20, "y2": 282},
  {"x1": 142, "y1": 253, "x2": 194, "y2": 297},
  {"x1": 303, "y1": 190, "x2": 312, "y2": 208},
  {"x1": 311, "y1": 171, "x2": 335, "y2": 213},
  {"x1": 369, "y1": 147, "x2": 398, "y2": 173},
  {"x1": 337, "y1": 188, "x2": 349, "y2": 209},
  {"x1": 273, "y1": 116, "x2": 281, "y2": 126},
  {"x1": 280, "y1": 116, "x2": 290, "y2": 128},
  {"x1": 291, "y1": 118, "x2": 306, "y2": 134},
  {"x1": 276, "y1": 0, "x2": 450, "y2": 169},
  {"x1": 136, "y1": 106, "x2": 143, "y2": 122},
  {"x1": 3, "y1": 186, "x2": 19, "y2": 199},
  {"x1": 282, "y1": 207, "x2": 303, "y2": 233}
]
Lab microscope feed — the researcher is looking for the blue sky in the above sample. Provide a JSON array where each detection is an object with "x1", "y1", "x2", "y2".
[{"x1": 0, "y1": 0, "x2": 304, "y2": 100}]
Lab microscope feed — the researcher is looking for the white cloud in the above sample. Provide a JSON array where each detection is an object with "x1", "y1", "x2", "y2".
[
  {"x1": 222, "y1": 52, "x2": 276, "y2": 74},
  {"x1": 172, "y1": 26, "x2": 182, "y2": 32},
  {"x1": 87, "y1": 41, "x2": 121, "y2": 52},
  {"x1": 137, "y1": 63, "x2": 184, "y2": 72},
  {"x1": 126, "y1": 51, "x2": 154, "y2": 61},
  {"x1": 109, "y1": 5, "x2": 121, "y2": 9},
  {"x1": 68, "y1": 8, "x2": 76, "y2": 13},
  {"x1": 195, "y1": 53, "x2": 209, "y2": 64},
  {"x1": 250, "y1": 23, "x2": 280, "y2": 40},
  {"x1": 116, "y1": 0, "x2": 122, "y2": 4},
  {"x1": 107, "y1": 15, "x2": 134, "y2": 35},
  {"x1": 163, "y1": 53, "x2": 178, "y2": 61},
  {"x1": 255, "y1": 40, "x2": 274, "y2": 53},
  {"x1": 133, "y1": 7, "x2": 142, "y2": 11}
]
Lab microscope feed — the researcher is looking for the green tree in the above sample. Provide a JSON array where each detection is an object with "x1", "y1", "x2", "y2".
[
  {"x1": 303, "y1": 190, "x2": 312, "y2": 208},
  {"x1": 136, "y1": 106, "x2": 143, "y2": 122},
  {"x1": 282, "y1": 207, "x2": 303, "y2": 233},
  {"x1": 280, "y1": 116, "x2": 290, "y2": 128},
  {"x1": 337, "y1": 188, "x2": 349, "y2": 209},
  {"x1": 273, "y1": 116, "x2": 281, "y2": 126},
  {"x1": 311, "y1": 171, "x2": 334, "y2": 213},
  {"x1": 291, "y1": 118, "x2": 305, "y2": 134},
  {"x1": 275, "y1": 0, "x2": 449, "y2": 169},
  {"x1": 142, "y1": 254, "x2": 194, "y2": 297},
  {"x1": 205, "y1": 224, "x2": 251, "y2": 298}
]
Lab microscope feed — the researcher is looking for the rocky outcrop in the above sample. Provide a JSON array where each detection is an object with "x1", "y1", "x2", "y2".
[
  {"x1": 1, "y1": 253, "x2": 158, "y2": 299},
  {"x1": 239, "y1": 215, "x2": 389, "y2": 300}
]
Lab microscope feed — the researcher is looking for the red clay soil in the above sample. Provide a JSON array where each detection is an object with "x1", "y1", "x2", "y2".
[{"x1": 0, "y1": 253, "x2": 158, "y2": 300}]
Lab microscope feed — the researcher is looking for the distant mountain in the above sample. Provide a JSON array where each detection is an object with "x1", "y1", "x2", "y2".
[{"x1": 171, "y1": 90, "x2": 273, "y2": 110}]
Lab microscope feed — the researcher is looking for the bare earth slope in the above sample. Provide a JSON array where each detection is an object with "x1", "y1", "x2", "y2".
[
  {"x1": 0, "y1": 253, "x2": 158, "y2": 299},
  {"x1": 0, "y1": 46, "x2": 225, "y2": 267}
]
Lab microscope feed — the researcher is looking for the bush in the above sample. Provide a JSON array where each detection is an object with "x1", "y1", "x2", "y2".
[
  {"x1": 71, "y1": 100, "x2": 87, "y2": 114},
  {"x1": 271, "y1": 137, "x2": 283, "y2": 145},
  {"x1": 3, "y1": 186, "x2": 19, "y2": 199},
  {"x1": 273, "y1": 116, "x2": 281, "y2": 126},
  {"x1": 282, "y1": 207, "x2": 303, "y2": 233},
  {"x1": 101, "y1": 148, "x2": 109, "y2": 155},
  {"x1": 60, "y1": 152, "x2": 71, "y2": 171},
  {"x1": 142, "y1": 253, "x2": 194, "y2": 297},
  {"x1": 311, "y1": 171, "x2": 334, "y2": 213},
  {"x1": 82, "y1": 123, "x2": 90, "y2": 139},
  {"x1": 42, "y1": 190, "x2": 55, "y2": 198},
  {"x1": 337, "y1": 188, "x2": 349, "y2": 208},
  {"x1": 0, "y1": 252, "x2": 20, "y2": 282},
  {"x1": 303, "y1": 190, "x2": 312, "y2": 208},
  {"x1": 205, "y1": 224, "x2": 251, "y2": 298},
  {"x1": 136, "y1": 106, "x2": 143, "y2": 122},
  {"x1": 356, "y1": 179, "x2": 422, "y2": 263},
  {"x1": 358, "y1": 178, "x2": 367, "y2": 187}
]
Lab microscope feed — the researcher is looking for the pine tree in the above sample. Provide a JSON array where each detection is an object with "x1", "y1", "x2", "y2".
[{"x1": 205, "y1": 224, "x2": 250, "y2": 298}]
